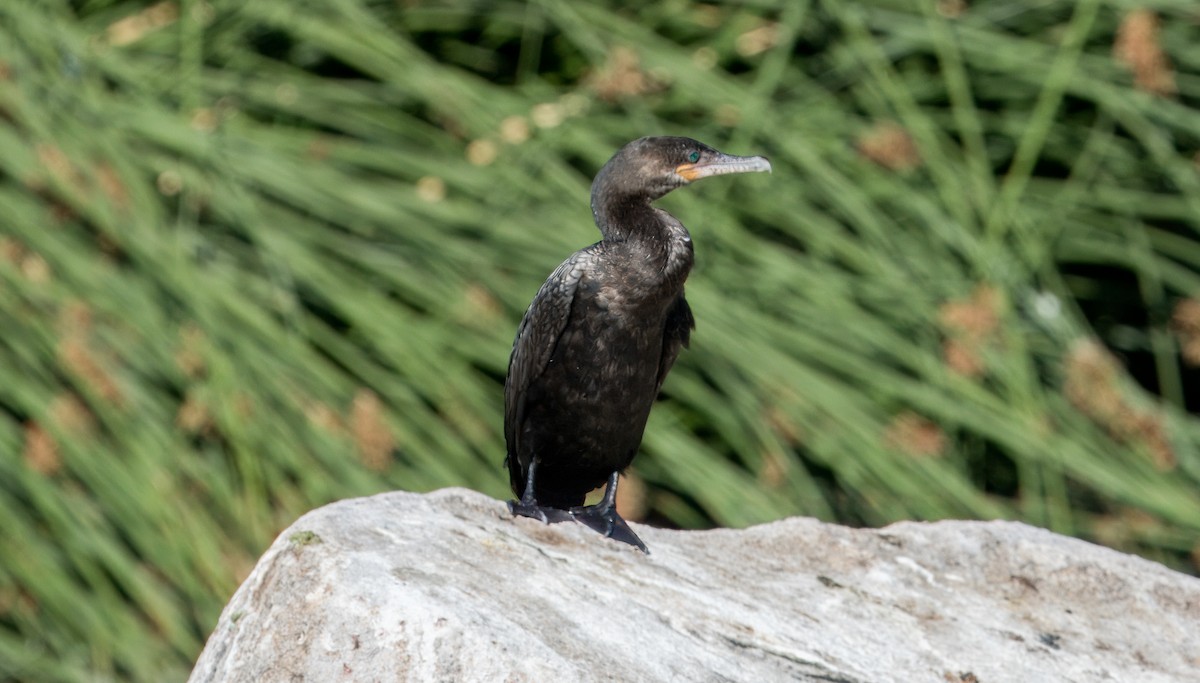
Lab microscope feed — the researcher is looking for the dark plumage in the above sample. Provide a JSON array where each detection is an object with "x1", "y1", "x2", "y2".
[{"x1": 503, "y1": 136, "x2": 771, "y2": 552}]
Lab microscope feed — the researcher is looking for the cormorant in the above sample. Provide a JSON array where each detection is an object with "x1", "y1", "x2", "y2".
[{"x1": 504, "y1": 136, "x2": 771, "y2": 552}]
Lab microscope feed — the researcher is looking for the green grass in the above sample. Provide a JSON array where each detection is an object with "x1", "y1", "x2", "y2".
[{"x1": 2, "y1": 0, "x2": 1200, "y2": 680}]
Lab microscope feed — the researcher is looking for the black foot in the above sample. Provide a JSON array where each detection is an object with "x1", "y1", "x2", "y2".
[
  {"x1": 507, "y1": 499, "x2": 573, "y2": 524},
  {"x1": 570, "y1": 503, "x2": 648, "y2": 553},
  {"x1": 508, "y1": 457, "x2": 573, "y2": 524},
  {"x1": 566, "y1": 469, "x2": 648, "y2": 553}
]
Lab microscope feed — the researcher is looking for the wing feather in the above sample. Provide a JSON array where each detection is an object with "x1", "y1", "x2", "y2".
[
  {"x1": 655, "y1": 294, "x2": 695, "y2": 394},
  {"x1": 504, "y1": 248, "x2": 595, "y2": 494}
]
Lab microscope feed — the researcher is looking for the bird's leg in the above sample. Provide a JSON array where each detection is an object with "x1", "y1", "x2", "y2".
[
  {"x1": 507, "y1": 458, "x2": 572, "y2": 524},
  {"x1": 570, "y1": 471, "x2": 649, "y2": 553}
]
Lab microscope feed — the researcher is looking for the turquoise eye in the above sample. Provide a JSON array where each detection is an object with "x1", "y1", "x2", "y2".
[{"x1": 687, "y1": 151, "x2": 701, "y2": 163}]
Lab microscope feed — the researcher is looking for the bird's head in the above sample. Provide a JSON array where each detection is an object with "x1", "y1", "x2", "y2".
[{"x1": 592, "y1": 136, "x2": 772, "y2": 203}]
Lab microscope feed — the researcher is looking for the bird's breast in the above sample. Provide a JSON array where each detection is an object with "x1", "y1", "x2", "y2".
[
  {"x1": 549, "y1": 308, "x2": 662, "y2": 408},
  {"x1": 592, "y1": 232, "x2": 693, "y2": 311}
]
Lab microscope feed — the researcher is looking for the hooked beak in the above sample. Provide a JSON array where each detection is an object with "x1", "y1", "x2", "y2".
[{"x1": 675, "y1": 153, "x2": 772, "y2": 182}]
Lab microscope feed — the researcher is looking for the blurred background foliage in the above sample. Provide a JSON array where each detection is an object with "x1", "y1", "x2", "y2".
[{"x1": 1, "y1": 0, "x2": 1200, "y2": 680}]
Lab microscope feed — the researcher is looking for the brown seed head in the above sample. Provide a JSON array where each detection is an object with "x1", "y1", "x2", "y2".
[
  {"x1": 1114, "y1": 9, "x2": 1177, "y2": 97},
  {"x1": 587, "y1": 46, "x2": 662, "y2": 102},
  {"x1": 1170, "y1": 298, "x2": 1200, "y2": 367},
  {"x1": 857, "y1": 122, "x2": 921, "y2": 172},
  {"x1": 23, "y1": 422, "x2": 61, "y2": 475},
  {"x1": 884, "y1": 411, "x2": 947, "y2": 459},
  {"x1": 351, "y1": 389, "x2": 394, "y2": 471}
]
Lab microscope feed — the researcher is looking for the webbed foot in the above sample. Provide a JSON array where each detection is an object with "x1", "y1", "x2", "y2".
[
  {"x1": 507, "y1": 457, "x2": 573, "y2": 524},
  {"x1": 507, "y1": 499, "x2": 573, "y2": 524},
  {"x1": 570, "y1": 503, "x2": 648, "y2": 553},
  {"x1": 569, "y1": 470, "x2": 649, "y2": 553}
]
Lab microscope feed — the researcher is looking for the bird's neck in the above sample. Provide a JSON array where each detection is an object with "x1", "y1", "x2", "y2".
[
  {"x1": 591, "y1": 193, "x2": 669, "y2": 245},
  {"x1": 592, "y1": 192, "x2": 694, "y2": 287}
]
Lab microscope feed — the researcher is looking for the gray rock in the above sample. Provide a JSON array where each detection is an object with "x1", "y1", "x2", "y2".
[{"x1": 188, "y1": 488, "x2": 1200, "y2": 683}]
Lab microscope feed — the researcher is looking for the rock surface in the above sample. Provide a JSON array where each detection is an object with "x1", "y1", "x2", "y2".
[{"x1": 189, "y1": 488, "x2": 1200, "y2": 683}]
